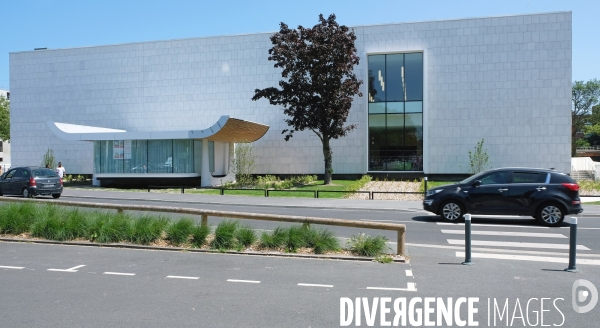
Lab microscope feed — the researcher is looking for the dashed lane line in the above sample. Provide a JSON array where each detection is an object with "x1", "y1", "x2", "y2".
[
  {"x1": 405, "y1": 269, "x2": 413, "y2": 277},
  {"x1": 103, "y1": 272, "x2": 136, "y2": 276},
  {"x1": 227, "y1": 279, "x2": 260, "y2": 284},
  {"x1": 0, "y1": 265, "x2": 24, "y2": 270},
  {"x1": 298, "y1": 283, "x2": 333, "y2": 288},
  {"x1": 367, "y1": 282, "x2": 417, "y2": 292},
  {"x1": 166, "y1": 275, "x2": 199, "y2": 280}
]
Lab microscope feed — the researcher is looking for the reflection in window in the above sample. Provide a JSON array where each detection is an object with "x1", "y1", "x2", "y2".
[{"x1": 368, "y1": 53, "x2": 423, "y2": 171}]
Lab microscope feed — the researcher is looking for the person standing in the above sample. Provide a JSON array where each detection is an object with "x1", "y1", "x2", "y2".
[{"x1": 56, "y1": 162, "x2": 66, "y2": 178}]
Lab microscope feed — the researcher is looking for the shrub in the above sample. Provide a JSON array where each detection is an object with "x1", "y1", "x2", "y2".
[
  {"x1": 88, "y1": 212, "x2": 132, "y2": 243},
  {"x1": 166, "y1": 218, "x2": 195, "y2": 246},
  {"x1": 306, "y1": 228, "x2": 340, "y2": 254},
  {"x1": 191, "y1": 223, "x2": 210, "y2": 247},
  {"x1": 129, "y1": 215, "x2": 169, "y2": 245},
  {"x1": 285, "y1": 225, "x2": 309, "y2": 252},
  {"x1": 76, "y1": 174, "x2": 86, "y2": 182},
  {"x1": 235, "y1": 225, "x2": 257, "y2": 248},
  {"x1": 347, "y1": 233, "x2": 389, "y2": 257},
  {"x1": 259, "y1": 227, "x2": 288, "y2": 249},
  {"x1": 211, "y1": 220, "x2": 239, "y2": 249},
  {"x1": 0, "y1": 203, "x2": 37, "y2": 235}
]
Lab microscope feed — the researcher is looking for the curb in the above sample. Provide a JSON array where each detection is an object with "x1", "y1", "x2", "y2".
[
  {"x1": 0, "y1": 238, "x2": 407, "y2": 263},
  {"x1": 62, "y1": 194, "x2": 423, "y2": 213}
]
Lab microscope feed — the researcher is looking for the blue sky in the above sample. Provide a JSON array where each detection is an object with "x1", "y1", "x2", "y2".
[{"x1": 1, "y1": 0, "x2": 598, "y2": 90}]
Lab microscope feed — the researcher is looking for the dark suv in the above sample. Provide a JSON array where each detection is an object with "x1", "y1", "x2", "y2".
[
  {"x1": 423, "y1": 167, "x2": 583, "y2": 226},
  {"x1": 0, "y1": 167, "x2": 63, "y2": 199}
]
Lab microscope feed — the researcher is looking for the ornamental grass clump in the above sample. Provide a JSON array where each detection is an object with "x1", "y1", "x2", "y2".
[
  {"x1": 166, "y1": 218, "x2": 195, "y2": 246},
  {"x1": 347, "y1": 233, "x2": 389, "y2": 257},
  {"x1": 235, "y1": 225, "x2": 257, "y2": 248},
  {"x1": 191, "y1": 223, "x2": 210, "y2": 247},
  {"x1": 128, "y1": 215, "x2": 169, "y2": 245},
  {"x1": 211, "y1": 220, "x2": 239, "y2": 249},
  {"x1": 306, "y1": 228, "x2": 340, "y2": 254},
  {"x1": 88, "y1": 212, "x2": 132, "y2": 243},
  {"x1": 285, "y1": 225, "x2": 309, "y2": 252},
  {"x1": 0, "y1": 202, "x2": 37, "y2": 235},
  {"x1": 259, "y1": 226, "x2": 288, "y2": 249},
  {"x1": 31, "y1": 206, "x2": 89, "y2": 241}
]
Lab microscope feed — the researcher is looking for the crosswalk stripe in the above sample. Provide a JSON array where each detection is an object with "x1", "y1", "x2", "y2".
[
  {"x1": 406, "y1": 242, "x2": 600, "y2": 257},
  {"x1": 447, "y1": 239, "x2": 590, "y2": 250},
  {"x1": 441, "y1": 229, "x2": 566, "y2": 238},
  {"x1": 456, "y1": 252, "x2": 600, "y2": 265},
  {"x1": 437, "y1": 222, "x2": 551, "y2": 229}
]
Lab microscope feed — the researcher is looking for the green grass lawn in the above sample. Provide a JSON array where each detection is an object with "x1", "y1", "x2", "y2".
[{"x1": 186, "y1": 180, "x2": 360, "y2": 199}]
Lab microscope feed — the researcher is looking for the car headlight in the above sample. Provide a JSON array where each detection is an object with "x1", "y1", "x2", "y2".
[{"x1": 425, "y1": 189, "x2": 443, "y2": 197}]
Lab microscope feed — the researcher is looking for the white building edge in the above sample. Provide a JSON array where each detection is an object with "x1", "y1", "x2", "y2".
[{"x1": 9, "y1": 11, "x2": 572, "y2": 185}]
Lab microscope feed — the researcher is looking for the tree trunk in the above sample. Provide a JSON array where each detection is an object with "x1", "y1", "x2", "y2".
[{"x1": 322, "y1": 138, "x2": 333, "y2": 185}]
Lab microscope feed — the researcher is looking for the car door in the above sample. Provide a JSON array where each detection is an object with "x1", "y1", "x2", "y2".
[
  {"x1": 464, "y1": 171, "x2": 511, "y2": 213},
  {"x1": 506, "y1": 171, "x2": 549, "y2": 215},
  {"x1": 0, "y1": 169, "x2": 16, "y2": 194},
  {"x1": 10, "y1": 169, "x2": 26, "y2": 194}
]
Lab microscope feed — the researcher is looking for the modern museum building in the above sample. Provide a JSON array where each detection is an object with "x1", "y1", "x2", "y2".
[{"x1": 9, "y1": 11, "x2": 572, "y2": 186}]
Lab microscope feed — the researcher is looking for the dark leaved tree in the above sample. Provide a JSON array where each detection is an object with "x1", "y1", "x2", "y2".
[
  {"x1": 252, "y1": 14, "x2": 362, "y2": 184},
  {"x1": 572, "y1": 79, "x2": 600, "y2": 155}
]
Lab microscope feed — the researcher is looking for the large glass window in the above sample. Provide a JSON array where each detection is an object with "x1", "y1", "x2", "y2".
[
  {"x1": 94, "y1": 139, "x2": 195, "y2": 174},
  {"x1": 368, "y1": 53, "x2": 423, "y2": 171}
]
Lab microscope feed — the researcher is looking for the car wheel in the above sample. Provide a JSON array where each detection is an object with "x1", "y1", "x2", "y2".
[
  {"x1": 536, "y1": 203, "x2": 564, "y2": 227},
  {"x1": 22, "y1": 188, "x2": 32, "y2": 198},
  {"x1": 440, "y1": 200, "x2": 464, "y2": 222},
  {"x1": 52, "y1": 194, "x2": 61, "y2": 199}
]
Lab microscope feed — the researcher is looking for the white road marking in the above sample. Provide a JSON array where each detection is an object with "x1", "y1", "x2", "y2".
[
  {"x1": 456, "y1": 252, "x2": 600, "y2": 265},
  {"x1": 48, "y1": 265, "x2": 86, "y2": 272},
  {"x1": 166, "y1": 275, "x2": 199, "y2": 280},
  {"x1": 405, "y1": 269, "x2": 413, "y2": 277},
  {"x1": 441, "y1": 229, "x2": 566, "y2": 238},
  {"x1": 367, "y1": 282, "x2": 417, "y2": 292},
  {"x1": 103, "y1": 272, "x2": 135, "y2": 276},
  {"x1": 298, "y1": 283, "x2": 333, "y2": 288},
  {"x1": 406, "y1": 242, "x2": 600, "y2": 257},
  {"x1": 437, "y1": 222, "x2": 551, "y2": 229},
  {"x1": 0, "y1": 265, "x2": 24, "y2": 270},
  {"x1": 227, "y1": 279, "x2": 260, "y2": 284},
  {"x1": 447, "y1": 239, "x2": 590, "y2": 250}
]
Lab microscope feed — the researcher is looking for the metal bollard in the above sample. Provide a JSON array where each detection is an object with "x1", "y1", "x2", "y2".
[
  {"x1": 424, "y1": 176, "x2": 428, "y2": 193},
  {"x1": 462, "y1": 214, "x2": 474, "y2": 265},
  {"x1": 565, "y1": 217, "x2": 579, "y2": 273}
]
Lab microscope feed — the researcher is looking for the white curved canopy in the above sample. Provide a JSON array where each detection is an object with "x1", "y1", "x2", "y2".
[{"x1": 47, "y1": 115, "x2": 269, "y2": 142}]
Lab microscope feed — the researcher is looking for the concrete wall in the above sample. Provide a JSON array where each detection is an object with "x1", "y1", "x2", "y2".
[{"x1": 9, "y1": 12, "x2": 572, "y2": 174}]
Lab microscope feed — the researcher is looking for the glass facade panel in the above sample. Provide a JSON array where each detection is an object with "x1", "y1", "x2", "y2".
[
  {"x1": 405, "y1": 53, "x2": 423, "y2": 101},
  {"x1": 386, "y1": 54, "x2": 405, "y2": 102},
  {"x1": 368, "y1": 55, "x2": 386, "y2": 103},
  {"x1": 148, "y1": 140, "x2": 173, "y2": 173},
  {"x1": 173, "y1": 140, "x2": 194, "y2": 173},
  {"x1": 367, "y1": 52, "x2": 423, "y2": 171},
  {"x1": 405, "y1": 101, "x2": 422, "y2": 113},
  {"x1": 368, "y1": 103, "x2": 385, "y2": 114},
  {"x1": 93, "y1": 141, "x2": 100, "y2": 173},
  {"x1": 386, "y1": 102, "x2": 404, "y2": 113},
  {"x1": 127, "y1": 140, "x2": 148, "y2": 173},
  {"x1": 208, "y1": 141, "x2": 215, "y2": 173}
]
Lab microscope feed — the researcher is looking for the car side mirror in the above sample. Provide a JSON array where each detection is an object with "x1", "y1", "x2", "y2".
[{"x1": 472, "y1": 180, "x2": 481, "y2": 187}]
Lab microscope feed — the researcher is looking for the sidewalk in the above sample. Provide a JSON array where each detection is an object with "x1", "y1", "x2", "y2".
[{"x1": 62, "y1": 188, "x2": 600, "y2": 217}]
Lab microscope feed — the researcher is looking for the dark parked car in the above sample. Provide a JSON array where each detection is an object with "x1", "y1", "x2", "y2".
[
  {"x1": 423, "y1": 167, "x2": 583, "y2": 227},
  {"x1": 0, "y1": 167, "x2": 63, "y2": 199}
]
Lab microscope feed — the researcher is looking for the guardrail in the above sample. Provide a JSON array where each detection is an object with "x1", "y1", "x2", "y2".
[{"x1": 0, "y1": 197, "x2": 407, "y2": 255}]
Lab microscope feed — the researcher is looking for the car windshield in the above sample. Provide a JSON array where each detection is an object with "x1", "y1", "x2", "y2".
[
  {"x1": 458, "y1": 171, "x2": 490, "y2": 184},
  {"x1": 33, "y1": 168, "x2": 59, "y2": 178}
]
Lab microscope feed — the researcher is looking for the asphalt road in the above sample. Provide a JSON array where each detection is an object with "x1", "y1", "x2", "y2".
[{"x1": 1, "y1": 194, "x2": 599, "y2": 327}]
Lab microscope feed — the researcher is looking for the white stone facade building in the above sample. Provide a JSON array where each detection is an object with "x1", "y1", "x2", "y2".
[{"x1": 9, "y1": 12, "x2": 572, "y2": 180}]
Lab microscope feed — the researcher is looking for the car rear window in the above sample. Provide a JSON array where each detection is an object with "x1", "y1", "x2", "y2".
[
  {"x1": 33, "y1": 169, "x2": 59, "y2": 178},
  {"x1": 549, "y1": 173, "x2": 575, "y2": 184},
  {"x1": 512, "y1": 172, "x2": 547, "y2": 184}
]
